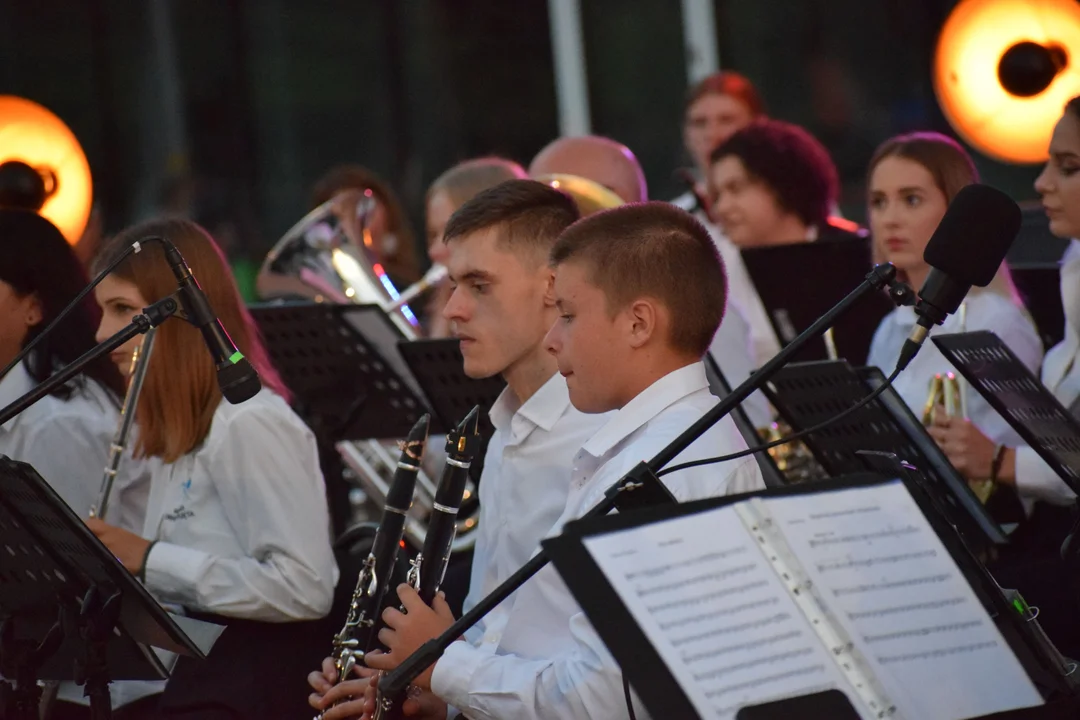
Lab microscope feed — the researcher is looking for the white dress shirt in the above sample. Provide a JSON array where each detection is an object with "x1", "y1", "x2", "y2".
[
  {"x1": 463, "y1": 373, "x2": 609, "y2": 646},
  {"x1": 142, "y1": 388, "x2": 337, "y2": 621},
  {"x1": 867, "y1": 290, "x2": 1043, "y2": 447},
  {"x1": 0, "y1": 360, "x2": 150, "y2": 532},
  {"x1": 431, "y1": 362, "x2": 765, "y2": 720},
  {"x1": 702, "y1": 218, "x2": 783, "y2": 370},
  {"x1": 708, "y1": 303, "x2": 772, "y2": 428},
  {"x1": 1014, "y1": 240, "x2": 1080, "y2": 505}
]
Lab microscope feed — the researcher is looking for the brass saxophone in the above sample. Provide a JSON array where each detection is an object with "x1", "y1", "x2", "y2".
[
  {"x1": 89, "y1": 328, "x2": 156, "y2": 519},
  {"x1": 921, "y1": 302, "x2": 991, "y2": 501}
]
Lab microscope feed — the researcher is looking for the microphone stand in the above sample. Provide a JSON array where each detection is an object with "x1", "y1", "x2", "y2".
[
  {"x1": 0, "y1": 295, "x2": 178, "y2": 428},
  {"x1": 380, "y1": 262, "x2": 904, "y2": 696}
]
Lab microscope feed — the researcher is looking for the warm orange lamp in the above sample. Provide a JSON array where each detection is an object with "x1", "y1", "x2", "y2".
[
  {"x1": 0, "y1": 95, "x2": 92, "y2": 243},
  {"x1": 934, "y1": 0, "x2": 1080, "y2": 164}
]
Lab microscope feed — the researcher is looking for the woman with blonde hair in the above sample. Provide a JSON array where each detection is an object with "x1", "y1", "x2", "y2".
[
  {"x1": 422, "y1": 157, "x2": 528, "y2": 337},
  {"x1": 866, "y1": 132, "x2": 1042, "y2": 449},
  {"x1": 79, "y1": 218, "x2": 337, "y2": 719}
]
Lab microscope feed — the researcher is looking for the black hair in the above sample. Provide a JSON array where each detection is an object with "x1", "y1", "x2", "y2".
[{"x1": 0, "y1": 209, "x2": 124, "y2": 401}]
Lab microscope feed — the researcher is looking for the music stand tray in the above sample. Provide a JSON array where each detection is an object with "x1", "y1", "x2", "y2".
[
  {"x1": 250, "y1": 302, "x2": 433, "y2": 438},
  {"x1": 396, "y1": 338, "x2": 506, "y2": 438},
  {"x1": 0, "y1": 456, "x2": 208, "y2": 686},
  {"x1": 762, "y1": 359, "x2": 1006, "y2": 546},
  {"x1": 739, "y1": 237, "x2": 893, "y2": 366},
  {"x1": 932, "y1": 330, "x2": 1080, "y2": 498}
]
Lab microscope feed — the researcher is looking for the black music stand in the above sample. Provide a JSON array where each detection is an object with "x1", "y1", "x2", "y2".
[
  {"x1": 543, "y1": 473, "x2": 1072, "y2": 720},
  {"x1": 0, "y1": 457, "x2": 208, "y2": 720},
  {"x1": 250, "y1": 302, "x2": 432, "y2": 439},
  {"x1": 703, "y1": 353, "x2": 785, "y2": 489},
  {"x1": 932, "y1": 331, "x2": 1080, "y2": 500},
  {"x1": 396, "y1": 338, "x2": 506, "y2": 440},
  {"x1": 740, "y1": 236, "x2": 895, "y2": 366},
  {"x1": 762, "y1": 359, "x2": 1006, "y2": 548}
]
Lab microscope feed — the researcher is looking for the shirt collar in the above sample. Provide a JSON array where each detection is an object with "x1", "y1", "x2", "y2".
[
  {"x1": 581, "y1": 362, "x2": 709, "y2": 458},
  {"x1": 0, "y1": 361, "x2": 35, "y2": 431},
  {"x1": 488, "y1": 372, "x2": 571, "y2": 435}
]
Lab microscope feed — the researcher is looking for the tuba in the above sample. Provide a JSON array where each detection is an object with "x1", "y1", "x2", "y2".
[
  {"x1": 89, "y1": 328, "x2": 156, "y2": 519},
  {"x1": 259, "y1": 190, "x2": 478, "y2": 555}
]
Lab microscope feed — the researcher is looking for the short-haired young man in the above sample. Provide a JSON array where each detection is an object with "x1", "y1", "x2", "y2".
[
  {"x1": 366, "y1": 202, "x2": 765, "y2": 719},
  {"x1": 308, "y1": 180, "x2": 611, "y2": 719}
]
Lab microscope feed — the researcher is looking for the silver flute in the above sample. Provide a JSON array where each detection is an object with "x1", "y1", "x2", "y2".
[{"x1": 89, "y1": 328, "x2": 156, "y2": 519}]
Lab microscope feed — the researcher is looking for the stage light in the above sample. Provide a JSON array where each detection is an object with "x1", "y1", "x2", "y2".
[
  {"x1": 0, "y1": 95, "x2": 92, "y2": 243},
  {"x1": 933, "y1": 0, "x2": 1080, "y2": 164}
]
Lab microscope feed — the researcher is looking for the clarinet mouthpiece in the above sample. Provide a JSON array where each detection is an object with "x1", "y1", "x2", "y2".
[{"x1": 447, "y1": 405, "x2": 482, "y2": 458}]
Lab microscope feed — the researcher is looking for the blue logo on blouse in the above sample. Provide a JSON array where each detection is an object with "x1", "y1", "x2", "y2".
[{"x1": 181, "y1": 477, "x2": 192, "y2": 499}]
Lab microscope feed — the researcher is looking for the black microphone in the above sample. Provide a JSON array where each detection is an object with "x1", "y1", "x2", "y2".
[
  {"x1": 895, "y1": 184, "x2": 1021, "y2": 372},
  {"x1": 160, "y1": 240, "x2": 262, "y2": 403}
]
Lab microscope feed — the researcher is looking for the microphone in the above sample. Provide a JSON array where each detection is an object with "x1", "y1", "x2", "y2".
[
  {"x1": 896, "y1": 184, "x2": 1021, "y2": 372},
  {"x1": 160, "y1": 240, "x2": 262, "y2": 403}
]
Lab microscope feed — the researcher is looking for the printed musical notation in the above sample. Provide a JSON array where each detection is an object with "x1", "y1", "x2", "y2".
[
  {"x1": 584, "y1": 506, "x2": 860, "y2": 720},
  {"x1": 764, "y1": 482, "x2": 1042, "y2": 720}
]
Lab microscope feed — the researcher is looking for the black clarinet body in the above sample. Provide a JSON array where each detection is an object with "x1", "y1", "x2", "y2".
[
  {"x1": 328, "y1": 414, "x2": 429, "y2": 689},
  {"x1": 375, "y1": 406, "x2": 482, "y2": 720}
]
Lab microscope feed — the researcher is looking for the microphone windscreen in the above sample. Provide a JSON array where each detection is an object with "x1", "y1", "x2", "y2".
[
  {"x1": 218, "y1": 359, "x2": 262, "y2": 404},
  {"x1": 922, "y1": 184, "x2": 1021, "y2": 288}
]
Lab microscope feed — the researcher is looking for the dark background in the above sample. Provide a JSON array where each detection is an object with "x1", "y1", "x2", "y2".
[{"x1": 0, "y1": 0, "x2": 1048, "y2": 268}]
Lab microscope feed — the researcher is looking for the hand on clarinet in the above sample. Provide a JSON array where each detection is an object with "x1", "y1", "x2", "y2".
[
  {"x1": 364, "y1": 585, "x2": 456, "y2": 691},
  {"x1": 353, "y1": 673, "x2": 447, "y2": 720},
  {"x1": 85, "y1": 517, "x2": 152, "y2": 574},
  {"x1": 308, "y1": 656, "x2": 375, "y2": 718}
]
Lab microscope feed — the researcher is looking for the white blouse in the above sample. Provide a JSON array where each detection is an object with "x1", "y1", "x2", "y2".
[
  {"x1": 1014, "y1": 240, "x2": 1080, "y2": 505},
  {"x1": 867, "y1": 290, "x2": 1043, "y2": 447},
  {"x1": 0, "y1": 361, "x2": 150, "y2": 532},
  {"x1": 141, "y1": 388, "x2": 337, "y2": 621}
]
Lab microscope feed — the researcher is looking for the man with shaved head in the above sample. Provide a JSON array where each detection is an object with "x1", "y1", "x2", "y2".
[{"x1": 529, "y1": 135, "x2": 648, "y2": 204}]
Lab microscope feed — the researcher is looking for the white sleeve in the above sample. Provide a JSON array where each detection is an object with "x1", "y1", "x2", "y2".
[
  {"x1": 1014, "y1": 445, "x2": 1078, "y2": 506},
  {"x1": 461, "y1": 460, "x2": 498, "y2": 644},
  {"x1": 431, "y1": 612, "x2": 643, "y2": 720},
  {"x1": 144, "y1": 407, "x2": 337, "y2": 621}
]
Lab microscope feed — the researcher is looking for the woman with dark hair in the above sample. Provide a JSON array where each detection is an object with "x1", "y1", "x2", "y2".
[
  {"x1": 72, "y1": 218, "x2": 337, "y2": 719},
  {"x1": 0, "y1": 209, "x2": 145, "y2": 528},
  {"x1": 927, "y1": 101, "x2": 1080, "y2": 657},
  {"x1": 708, "y1": 118, "x2": 851, "y2": 367},
  {"x1": 867, "y1": 132, "x2": 1041, "y2": 448}
]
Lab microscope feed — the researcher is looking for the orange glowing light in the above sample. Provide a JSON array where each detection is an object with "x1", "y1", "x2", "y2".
[
  {"x1": 934, "y1": 0, "x2": 1080, "y2": 164},
  {"x1": 0, "y1": 95, "x2": 93, "y2": 243}
]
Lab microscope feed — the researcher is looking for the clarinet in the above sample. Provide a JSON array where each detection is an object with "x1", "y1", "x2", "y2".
[
  {"x1": 327, "y1": 414, "x2": 430, "y2": 696},
  {"x1": 373, "y1": 406, "x2": 482, "y2": 720}
]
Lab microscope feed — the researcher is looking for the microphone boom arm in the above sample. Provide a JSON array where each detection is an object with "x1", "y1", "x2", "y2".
[
  {"x1": 379, "y1": 262, "x2": 903, "y2": 697},
  {"x1": 0, "y1": 296, "x2": 179, "y2": 429}
]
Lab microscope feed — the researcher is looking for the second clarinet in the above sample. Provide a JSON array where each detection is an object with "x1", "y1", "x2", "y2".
[{"x1": 373, "y1": 405, "x2": 482, "y2": 720}]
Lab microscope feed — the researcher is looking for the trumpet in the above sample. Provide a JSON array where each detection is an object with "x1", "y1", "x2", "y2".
[
  {"x1": 373, "y1": 406, "x2": 482, "y2": 720},
  {"x1": 89, "y1": 328, "x2": 156, "y2": 519}
]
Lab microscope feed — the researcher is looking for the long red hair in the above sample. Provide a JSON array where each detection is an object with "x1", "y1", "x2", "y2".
[{"x1": 93, "y1": 218, "x2": 290, "y2": 462}]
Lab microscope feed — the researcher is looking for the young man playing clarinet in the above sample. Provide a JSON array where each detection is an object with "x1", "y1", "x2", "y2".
[
  {"x1": 357, "y1": 202, "x2": 765, "y2": 719},
  {"x1": 309, "y1": 180, "x2": 612, "y2": 718}
]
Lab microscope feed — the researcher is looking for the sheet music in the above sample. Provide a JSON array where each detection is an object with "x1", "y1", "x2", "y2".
[
  {"x1": 762, "y1": 481, "x2": 1043, "y2": 720},
  {"x1": 583, "y1": 505, "x2": 871, "y2": 720}
]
